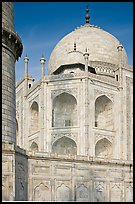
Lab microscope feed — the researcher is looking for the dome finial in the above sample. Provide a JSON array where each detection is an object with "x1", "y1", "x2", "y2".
[{"x1": 85, "y1": 5, "x2": 90, "y2": 24}]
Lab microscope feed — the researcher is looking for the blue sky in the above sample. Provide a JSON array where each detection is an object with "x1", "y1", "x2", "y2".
[{"x1": 14, "y1": 2, "x2": 133, "y2": 82}]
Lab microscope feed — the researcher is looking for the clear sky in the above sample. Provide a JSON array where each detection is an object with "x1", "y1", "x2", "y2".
[{"x1": 14, "y1": 2, "x2": 133, "y2": 82}]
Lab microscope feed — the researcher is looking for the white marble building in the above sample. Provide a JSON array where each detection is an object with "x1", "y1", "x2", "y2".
[{"x1": 2, "y1": 3, "x2": 133, "y2": 201}]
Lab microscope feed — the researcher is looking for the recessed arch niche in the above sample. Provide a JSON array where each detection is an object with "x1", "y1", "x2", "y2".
[
  {"x1": 95, "y1": 95, "x2": 113, "y2": 130},
  {"x1": 30, "y1": 141, "x2": 38, "y2": 152},
  {"x1": 95, "y1": 138, "x2": 112, "y2": 158},
  {"x1": 30, "y1": 101, "x2": 39, "y2": 133},
  {"x1": 52, "y1": 136, "x2": 77, "y2": 155},
  {"x1": 52, "y1": 92, "x2": 77, "y2": 127}
]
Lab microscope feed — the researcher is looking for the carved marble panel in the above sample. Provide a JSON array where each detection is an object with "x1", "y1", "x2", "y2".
[
  {"x1": 55, "y1": 166, "x2": 71, "y2": 176},
  {"x1": 56, "y1": 183, "x2": 71, "y2": 201},
  {"x1": 94, "y1": 181, "x2": 105, "y2": 202},
  {"x1": 125, "y1": 183, "x2": 133, "y2": 202},
  {"x1": 2, "y1": 185, "x2": 8, "y2": 201},
  {"x1": 16, "y1": 160, "x2": 27, "y2": 201},
  {"x1": 110, "y1": 183, "x2": 122, "y2": 202},
  {"x1": 34, "y1": 183, "x2": 51, "y2": 201},
  {"x1": 76, "y1": 184, "x2": 89, "y2": 201},
  {"x1": 33, "y1": 165, "x2": 50, "y2": 175}
]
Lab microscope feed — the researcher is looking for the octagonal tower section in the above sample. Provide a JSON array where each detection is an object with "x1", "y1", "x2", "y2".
[{"x1": 2, "y1": 2, "x2": 23, "y2": 144}]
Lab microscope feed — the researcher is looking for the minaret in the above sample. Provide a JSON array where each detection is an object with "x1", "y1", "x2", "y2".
[
  {"x1": 24, "y1": 55, "x2": 29, "y2": 95},
  {"x1": 2, "y1": 2, "x2": 23, "y2": 201},
  {"x1": 83, "y1": 48, "x2": 89, "y2": 73},
  {"x1": 40, "y1": 54, "x2": 46, "y2": 81},
  {"x1": 2, "y1": 2, "x2": 23, "y2": 144},
  {"x1": 117, "y1": 43, "x2": 124, "y2": 87},
  {"x1": 40, "y1": 55, "x2": 45, "y2": 152},
  {"x1": 117, "y1": 43, "x2": 124, "y2": 67}
]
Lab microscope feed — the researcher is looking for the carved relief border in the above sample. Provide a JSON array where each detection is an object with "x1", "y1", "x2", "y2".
[
  {"x1": 51, "y1": 88, "x2": 78, "y2": 100},
  {"x1": 94, "y1": 181, "x2": 106, "y2": 202},
  {"x1": 94, "y1": 89, "x2": 114, "y2": 102},
  {"x1": 29, "y1": 95, "x2": 39, "y2": 107},
  {"x1": 75, "y1": 183, "x2": 89, "y2": 201},
  {"x1": 32, "y1": 180, "x2": 51, "y2": 201},
  {"x1": 95, "y1": 133, "x2": 114, "y2": 144},
  {"x1": 51, "y1": 132, "x2": 78, "y2": 145},
  {"x1": 124, "y1": 182, "x2": 133, "y2": 202},
  {"x1": 109, "y1": 182, "x2": 123, "y2": 202}
]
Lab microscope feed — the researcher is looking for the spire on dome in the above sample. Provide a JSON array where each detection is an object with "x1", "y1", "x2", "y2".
[{"x1": 85, "y1": 5, "x2": 90, "y2": 24}]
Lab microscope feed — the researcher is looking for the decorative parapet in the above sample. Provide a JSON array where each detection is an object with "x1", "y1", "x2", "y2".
[
  {"x1": 45, "y1": 72, "x2": 119, "y2": 86},
  {"x1": 27, "y1": 150, "x2": 132, "y2": 167},
  {"x1": 2, "y1": 26, "x2": 23, "y2": 61},
  {"x1": 74, "y1": 24, "x2": 101, "y2": 31},
  {"x1": 89, "y1": 61, "x2": 117, "y2": 77}
]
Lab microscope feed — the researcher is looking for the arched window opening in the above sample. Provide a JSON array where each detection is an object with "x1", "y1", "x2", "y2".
[
  {"x1": 95, "y1": 95, "x2": 113, "y2": 130},
  {"x1": 30, "y1": 141, "x2": 38, "y2": 152},
  {"x1": 30, "y1": 101, "x2": 39, "y2": 133},
  {"x1": 52, "y1": 136, "x2": 77, "y2": 155},
  {"x1": 52, "y1": 93, "x2": 77, "y2": 128},
  {"x1": 95, "y1": 138, "x2": 112, "y2": 158}
]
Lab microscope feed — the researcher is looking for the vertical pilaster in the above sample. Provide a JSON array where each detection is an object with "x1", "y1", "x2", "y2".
[
  {"x1": 24, "y1": 56, "x2": 29, "y2": 96},
  {"x1": 83, "y1": 49, "x2": 89, "y2": 155},
  {"x1": 117, "y1": 44, "x2": 126, "y2": 160},
  {"x1": 40, "y1": 55, "x2": 46, "y2": 151},
  {"x1": 2, "y1": 2, "x2": 23, "y2": 201}
]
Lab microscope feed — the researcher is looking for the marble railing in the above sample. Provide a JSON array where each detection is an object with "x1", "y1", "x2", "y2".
[{"x1": 45, "y1": 72, "x2": 119, "y2": 86}]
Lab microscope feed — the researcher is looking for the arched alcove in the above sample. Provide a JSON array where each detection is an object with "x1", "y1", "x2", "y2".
[
  {"x1": 95, "y1": 95, "x2": 113, "y2": 130},
  {"x1": 34, "y1": 183, "x2": 51, "y2": 201},
  {"x1": 56, "y1": 184, "x2": 71, "y2": 201},
  {"x1": 30, "y1": 141, "x2": 38, "y2": 152},
  {"x1": 52, "y1": 136, "x2": 77, "y2": 155},
  {"x1": 95, "y1": 138, "x2": 112, "y2": 158},
  {"x1": 52, "y1": 92, "x2": 77, "y2": 127},
  {"x1": 76, "y1": 184, "x2": 89, "y2": 201},
  {"x1": 30, "y1": 101, "x2": 39, "y2": 133}
]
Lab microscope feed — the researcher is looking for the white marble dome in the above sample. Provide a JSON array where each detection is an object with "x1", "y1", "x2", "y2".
[{"x1": 48, "y1": 24, "x2": 128, "y2": 74}]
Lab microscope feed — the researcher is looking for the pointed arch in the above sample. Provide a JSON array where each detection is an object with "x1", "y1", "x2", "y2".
[
  {"x1": 52, "y1": 92, "x2": 77, "y2": 127},
  {"x1": 30, "y1": 101, "x2": 39, "y2": 133},
  {"x1": 34, "y1": 183, "x2": 51, "y2": 201},
  {"x1": 76, "y1": 184, "x2": 89, "y2": 201},
  {"x1": 95, "y1": 95, "x2": 113, "y2": 130},
  {"x1": 56, "y1": 184, "x2": 71, "y2": 201},
  {"x1": 52, "y1": 136, "x2": 77, "y2": 155},
  {"x1": 95, "y1": 138, "x2": 112, "y2": 158},
  {"x1": 30, "y1": 141, "x2": 38, "y2": 152}
]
